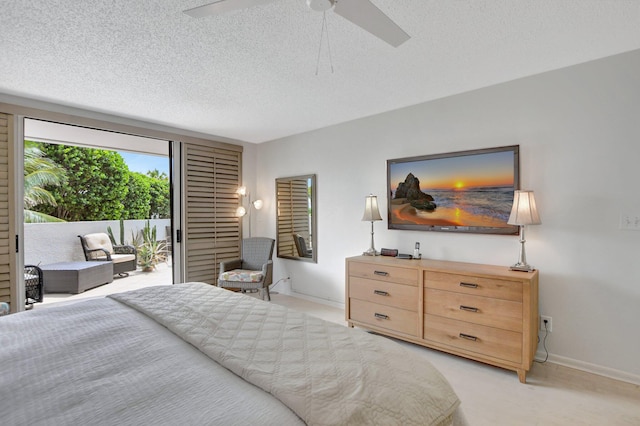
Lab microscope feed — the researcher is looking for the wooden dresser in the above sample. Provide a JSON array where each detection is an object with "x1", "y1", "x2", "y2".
[{"x1": 345, "y1": 255, "x2": 539, "y2": 383}]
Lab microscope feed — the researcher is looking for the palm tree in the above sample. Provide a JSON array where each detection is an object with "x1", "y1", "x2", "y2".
[
  {"x1": 146, "y1": 169, "x2": 168, "y2": 181},
  {"x1": 24, "y1": 141, "x2": 67, "y2": 223}
]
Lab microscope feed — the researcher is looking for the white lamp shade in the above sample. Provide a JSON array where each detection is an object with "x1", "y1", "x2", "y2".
[
  {"x1": 508, "y1": 190, "x2": 541, "y2": 226},
  {"x1": 235, "y1": 206, "x2": 247, "y2": 217},
  {"x1": 253, "y1": 199, "x2": 263, "y2": 210},
  {"x1": 236, "y1": 186, "x2": 247, "y2": 196},
  {"x1": 362, "y1": 194, "x2": 383, "y2": 222}
]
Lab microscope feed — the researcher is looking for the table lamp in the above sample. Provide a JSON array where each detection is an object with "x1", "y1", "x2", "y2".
[
  {"x1": 507, "y1": 190, "x2": 541, "y2": 272},
  {"x1": 362, "y1": 194, "x2": 382, "y2": 256}
]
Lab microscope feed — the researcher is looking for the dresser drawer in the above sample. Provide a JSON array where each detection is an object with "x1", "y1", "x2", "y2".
[
  {"x1": 349, "y1": 261, "x2": 418, "y2": 286},
  {"x1": 350, "y1": 299, "x2": 418, "y2": 336},
  {"x1": 424, "y1": 271, "x2": 522, "y2": 302},
  {"x1": 424, "y1": 289, "x2": 522, "y2": 332},
  {"x1": 346, "y1": 256, "x2": 538, "y2": 383},
  {"x1": 424, "y1": 314, "x2": 522, "y2": 363},
  {"x1": 350, "y1": 277, "x2": 417, "y2": 311}
]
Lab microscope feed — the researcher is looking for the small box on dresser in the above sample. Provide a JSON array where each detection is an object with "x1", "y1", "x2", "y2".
[{"x1": 346, "y1": 255, "x2": 539, "y2": 383}]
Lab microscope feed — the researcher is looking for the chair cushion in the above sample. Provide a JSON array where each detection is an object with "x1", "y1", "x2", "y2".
[
  {"x1": 220, "y1": 269, "x2": 264, "y2": 283},
  {"x1": 111, "y1": 254, "x2": 136, "y2": 263},
  {"x1": 91, "y1": 253, "x2": 135, "y2": 264},
  {"x1": 83, "y1": 233, "x2": 114, "y2": 256}
]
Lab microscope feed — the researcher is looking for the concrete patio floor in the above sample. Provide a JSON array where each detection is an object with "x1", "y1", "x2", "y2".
[{"x1": 36, "y1": 260, "x2": 173, "y2": 309}]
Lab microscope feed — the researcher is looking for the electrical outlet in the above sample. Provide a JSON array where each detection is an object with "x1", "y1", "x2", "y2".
[{"x1": 540, "y1": 315, "x2": 552, "y2": 333}]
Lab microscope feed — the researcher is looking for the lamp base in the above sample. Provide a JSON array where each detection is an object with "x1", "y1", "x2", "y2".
[
  {"x1": 362, "y1": 248, "x2": 378, "y2": 256},
  {"x1": 509, "y1": 263, "x2": 535, "y2": 272}
]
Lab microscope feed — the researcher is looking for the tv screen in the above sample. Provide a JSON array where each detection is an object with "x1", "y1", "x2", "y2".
[{"x1": 387, "y1": 145, "x2": 520, "y2": 234}]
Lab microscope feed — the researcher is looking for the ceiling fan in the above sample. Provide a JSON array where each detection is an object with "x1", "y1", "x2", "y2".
[{"x1": 184, "y1": 0, "x2": 410, "y2": 47}]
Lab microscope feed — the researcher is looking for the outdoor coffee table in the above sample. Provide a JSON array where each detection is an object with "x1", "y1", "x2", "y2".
[{"x1": 41, "y1": 261, "x2": 114, "y2": 294}]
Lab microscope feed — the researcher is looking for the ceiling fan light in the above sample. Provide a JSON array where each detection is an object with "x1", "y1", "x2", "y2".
[{"x1": 307, "y1": 0, "x2": 334, "y2": 12}]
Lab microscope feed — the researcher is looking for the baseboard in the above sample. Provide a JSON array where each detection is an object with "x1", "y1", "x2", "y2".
[
  {"x1": 287, "y1": 291, "x2": 345, "y2": 310},
  {"x1": 536, "y1": 350, "x2": 640, "y2": 386}
]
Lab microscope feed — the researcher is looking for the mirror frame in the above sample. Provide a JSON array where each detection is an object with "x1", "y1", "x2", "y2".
[{"x1": 276, "y1": 174, "x2": 317, "y2": 263}]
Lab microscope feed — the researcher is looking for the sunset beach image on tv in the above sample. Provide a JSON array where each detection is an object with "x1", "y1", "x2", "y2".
[{"x1": 387, "y1": 146, "x2": 520, "y2": 234}]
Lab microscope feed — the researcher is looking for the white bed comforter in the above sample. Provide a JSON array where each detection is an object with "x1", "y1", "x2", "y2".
[
  {"x1": 110, "y1": 282, "x2": 460, "y2": 426},
  {"x1": 0, "y1": 293, "x2": 304, "y2": 425}
]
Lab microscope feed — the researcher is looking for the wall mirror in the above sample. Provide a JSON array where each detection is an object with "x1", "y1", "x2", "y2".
[{"x1": 276, "y1": 174, "x2": 317, "y2": 263}]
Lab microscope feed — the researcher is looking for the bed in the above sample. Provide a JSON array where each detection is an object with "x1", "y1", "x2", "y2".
[{"x1": 0, "y1": 282, "x2": 466, "y2": 425}]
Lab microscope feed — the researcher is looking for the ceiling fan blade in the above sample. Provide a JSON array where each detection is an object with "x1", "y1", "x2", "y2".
[
  {"x1": 334, "y1": 0, "x2": 410, "y2": 47},
  {"x1": 184, "y1": 0, "x2": 277, "y2": 18}
]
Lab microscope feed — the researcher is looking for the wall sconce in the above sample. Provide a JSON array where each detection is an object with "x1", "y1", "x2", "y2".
[
  {"x1": 236, "y1": 186, "x2": 263, "y2": 238},
  {"x1": 235, "y1": 206, "x2": 247, "y2": 217},
  {"x1": 507, "y1": 190, "x2": 541, "y2": 272},
  {"x1": 362, "y1": 194, "x2": 382, "y2": 256}
]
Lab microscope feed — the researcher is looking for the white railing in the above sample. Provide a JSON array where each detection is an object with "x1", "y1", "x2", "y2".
[{"x1": 24, "y1": 219, "x2": 171, "y2": 266}]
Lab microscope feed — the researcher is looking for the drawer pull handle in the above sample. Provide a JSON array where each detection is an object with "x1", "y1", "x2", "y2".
[
  {"x1": 374, "y1": 270, "x2": 389, "y2": 277},
  {"x1": 459, "y1": 282, "x2": 478, "y2": 289},
  {"x1": 374, "y1": 313, "x2": 389, "y2": 320},
  {"x1": 459, "y1": 333, "x2": 478, "y2": 341},
  {"x1": 374, "y1": 290, "x2": 389, "y2": 296},
  {"x1": 459, "y1": 305, "x2": 479, "y2": 313}
]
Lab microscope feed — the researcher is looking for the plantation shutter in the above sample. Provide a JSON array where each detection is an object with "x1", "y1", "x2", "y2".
[
  {"x1": 0, "y1": 113, "x2": 14, "y2": 307},
  {"x1": 183, "y1": 143, "x2": 241, "y2": 284},
  {"x1": 276, "y1": 179, "x2": 310, "y2": 257}
]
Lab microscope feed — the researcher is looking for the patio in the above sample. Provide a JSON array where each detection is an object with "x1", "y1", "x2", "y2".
[{"x1": 36, "y1": 260, "x2": 173, "y2": 309}]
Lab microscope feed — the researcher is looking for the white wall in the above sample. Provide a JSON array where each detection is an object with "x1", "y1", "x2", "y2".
[{"x1": 251, "y1": 49, "x2": 640, "y2": 382}]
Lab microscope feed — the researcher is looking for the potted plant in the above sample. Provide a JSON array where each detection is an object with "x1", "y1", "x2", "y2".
[{"x1": 137, "y1": 220, "x2": 167, "y2": 272}]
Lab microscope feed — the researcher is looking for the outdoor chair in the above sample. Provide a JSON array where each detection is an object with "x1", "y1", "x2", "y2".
[
  {"x1": 217, "y1": 237, "x2": 274, "y2": 301},
  {"x1": 24, "y1": 264, "x2": 43, "y2": 309},
  {"x1": 78, "y1": 233, "x2": 137, "y2": 277}
]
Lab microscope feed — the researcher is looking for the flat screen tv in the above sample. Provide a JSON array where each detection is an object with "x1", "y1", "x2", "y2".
[{"x1": 387, "y1": 145, "x2": 520, "y2": 235}]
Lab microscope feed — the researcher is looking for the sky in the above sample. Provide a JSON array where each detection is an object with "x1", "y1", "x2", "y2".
[
  {"x1": 389, "y1": 150, "x2": 515, "y2": 190},
  {"x1": 119, "y1": 152, "x2": 169, "y2": 175}
]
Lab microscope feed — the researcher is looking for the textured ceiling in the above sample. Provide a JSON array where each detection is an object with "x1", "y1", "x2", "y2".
[{"x1": 1, "y1": 1, "x2": 639, "y2": 143}]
